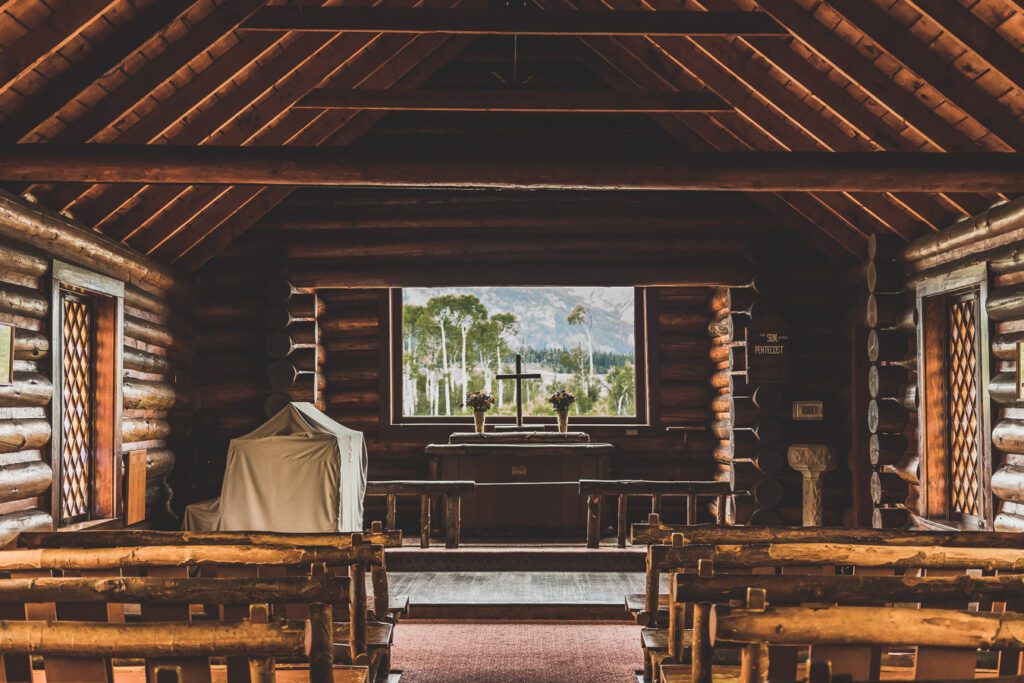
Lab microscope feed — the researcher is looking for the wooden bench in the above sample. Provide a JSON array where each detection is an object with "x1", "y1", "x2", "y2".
[
  {"x1": 635, "y1": 525, "x2": 1024, "y2": 628},
  {"x1": 19, "y1": 526, "x2": 409, "y2": 624},
  {"x1": 577, "y1": 480, "x2": 731, "y2": 549},
  {"x1": 365, "y1": 480, "x2": 475, "y2": 548},
  {"x1": 649, "y1": 540, "x2": 1024, "y2": 683},
  {"x1": 0, "y1": 573, "x2": 358, "y2": 682},
  {"x1": 712, "y1": 597, "x2": 1024, "y2": 683},
  {"x1": 0, "y1": 539, "x2": 390, "y2": 681}
]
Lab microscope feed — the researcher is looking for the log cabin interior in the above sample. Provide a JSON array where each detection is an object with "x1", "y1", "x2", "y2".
[{"x1": 3, "y1": 1, "x2": 1024, "y2": 682}]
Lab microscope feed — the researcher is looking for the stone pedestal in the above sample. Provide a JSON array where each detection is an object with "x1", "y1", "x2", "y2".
[{"x1": 786, "y1": 444, "x2": 835, "y2": 527}]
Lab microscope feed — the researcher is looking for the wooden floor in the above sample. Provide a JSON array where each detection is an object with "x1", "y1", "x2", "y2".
[
  {"x1": 392, "y1": 571, "x2": 642, "y2": 619},
  {"x1": 387, "y1": 541, "x2": 645, "y2": 573}
]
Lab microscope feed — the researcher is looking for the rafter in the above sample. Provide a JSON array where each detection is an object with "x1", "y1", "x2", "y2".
[
  {"x1": 0, "y1": 0, "x2": 119, "y2": 94},
  {"x1": 4, "y1": 145, "x2": 1019, "y2": 192},
  {"x1": 0, "y1": 0, "x2": 196, "y2": 144},
  {"x1": 296, "y1": 88, "x2": 731, "y2": 112},
  {"x1": 240, "y1": 6, "x2": 787, "y2": 35},
  {"x1": 825, "y1": 0, "x2": 1024, "y2": 151}
]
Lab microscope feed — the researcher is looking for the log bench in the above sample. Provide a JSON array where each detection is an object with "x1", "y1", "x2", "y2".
[
  {"x1": 577, "y1": 480, "x2": 730, "y2": 549},
  {"x1": 365, "y1": 480, "x2": 475, "y2": 549},
  {"x1": 712, "y1": 598, "x2": 1024, "y2": 683},
  {"x1": 0, "y1": 573, "x2": 360, "y2": 682},
  {"x1": 4, "y1": 535, "x2": 392, "y2": 681},
  {"x1": 647, "y1": 539, "x2": 1024, "y2": 683}
]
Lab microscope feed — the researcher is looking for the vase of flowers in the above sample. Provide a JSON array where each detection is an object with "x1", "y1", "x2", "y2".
[
  {"x1": 465, "y1": 391, "x2": 495, "y2": 433},
  {"x1": 548, "y1": 389, "x2": 576, "y2": 433}
]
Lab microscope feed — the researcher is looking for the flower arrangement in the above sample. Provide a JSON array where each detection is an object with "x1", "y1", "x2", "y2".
[
  {"x1": 548, "y1": 389, "x2": 576, "y2": 413},
  {"x1": 465, "y1": 391, "x2": 495, "y2": 413}
]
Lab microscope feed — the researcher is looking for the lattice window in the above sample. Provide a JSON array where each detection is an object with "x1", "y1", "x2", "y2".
[
  {"x1": 947, "y1": 296, "x2": 981, "y2": 519},
  {"x1": 60, "y1": 292, "x2": 93, "y2": 524}
]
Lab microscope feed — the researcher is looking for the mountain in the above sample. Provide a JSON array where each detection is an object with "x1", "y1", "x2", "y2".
[{"x1": 404, "y1": 286, "x2": 635, "y2": 356}]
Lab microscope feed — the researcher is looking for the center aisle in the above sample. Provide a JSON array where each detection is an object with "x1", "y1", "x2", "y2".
[{"x1": 392, "y1": 621, "x2": 641, "y2": 682}]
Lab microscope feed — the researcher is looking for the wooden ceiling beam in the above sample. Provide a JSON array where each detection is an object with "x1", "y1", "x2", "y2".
[
  {"x1": 240, "y1": 7, "x2": 788, "y2": 35},
  {"x1": 575, "y1": 32, "x2": 866, "y2": 259},
  {"x1": 168, "y1": 32, "x2": 479, "y2": 268},
  {"x1": 296, "y1": 88, "x2": 731, "y2": 112},
  {"x1": 0, "y1": 0, "x2": 119, "y2": 94},
  {"x1": 0, "y1": 0, "x2": 197, "y2": 144},
  {"x1": 752, "y1": 0, "x2": 989, "y2": 154},
  {"x1": 903, "y1": 0, "x2": 1024, "y2": 94},
  {"x1": 28, "y1": 0, "x2": 273, "y2": 212},
  {"x1": 825, "y1": 0, "x2": 1024, "y2": 151},
  {"x1": 4, "y1": 145, "x2": 1021, "y2": 192}
]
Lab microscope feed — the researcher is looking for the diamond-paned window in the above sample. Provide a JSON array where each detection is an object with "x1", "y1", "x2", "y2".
[
  {"x1": 947, "y1": 297, "x2": 980, "y2": 518},
  {"x1": 60, "y1": 292, "x2": 93, "y2": 524}
]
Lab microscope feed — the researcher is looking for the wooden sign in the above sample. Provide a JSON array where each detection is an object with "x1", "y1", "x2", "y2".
[
  {"x1": 745, "y1": 313, "x2": 790, "y2": 384},
  {"x1": 126, "y1": 449, "x2": 147, "y2": 525},
  {"x1": 792, "y1": 401, "x2": 824, "y2": 421},
  {"x1": 1017, "y1": 341, "x2": 1024, "y2": 401},
  {"x1": 0, "y1": 324, "x2": 12, "y2": 386}
]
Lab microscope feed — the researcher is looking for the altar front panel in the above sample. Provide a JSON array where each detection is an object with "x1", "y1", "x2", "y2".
[{"x1": 434, "y1": 451, "x2": 610, "y2": 536}]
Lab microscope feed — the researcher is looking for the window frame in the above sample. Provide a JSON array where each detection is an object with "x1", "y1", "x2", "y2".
[
  {"x1": 50, "y1": 261, "x2": 124, "y2": 528},
  {"x1": 915, "y1": 262, "x2": 992, "y2": 530},
  {"x1": 387, "y1": 287, "x2": 650, "y2": 426}
]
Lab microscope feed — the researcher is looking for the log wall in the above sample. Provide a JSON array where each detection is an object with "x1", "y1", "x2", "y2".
[
  {"x1": 190, "y1": 206, "x2": 853, "y2": 530},
  {"x1": 0, "y1": 191, "x2": 192, "y2": 536},
  {"x1": 904, "y1": 195, "x2": 1024, "y2": 531}
]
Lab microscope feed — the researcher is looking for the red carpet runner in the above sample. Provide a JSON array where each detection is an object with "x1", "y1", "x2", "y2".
[{"x1": 392, "y1": 621, "x2": 641, "y2": 682}]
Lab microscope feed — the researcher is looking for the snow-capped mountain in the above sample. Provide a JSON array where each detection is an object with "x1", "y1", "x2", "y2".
[{"x1": 404, "y1": 286, "x2": 635, "y2": 356}]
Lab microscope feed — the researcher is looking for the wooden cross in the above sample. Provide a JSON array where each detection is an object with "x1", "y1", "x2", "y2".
[{"x1": 496, "y1": 353, "x2": 541, "y2": 428}]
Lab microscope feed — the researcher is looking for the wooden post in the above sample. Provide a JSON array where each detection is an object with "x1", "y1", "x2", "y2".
[
  {"x1": 307, "y1": 569, "x2": 334, "y2": 683},
  {"x1": 715, "y1": 495, "x2": 726, "y2": 524},
  {"x1": 617, "y1": 494, "x2": 628, "y2": 548},
  {"x1": 586, "y1": 493, "x2": 601, "y2": 548},
  {"x1": 419, "y1": 494, "x2": 431, "y2": 549},
  {"x1": 248, "y1": 604, "x2": 275, "y2": 683},
  {"x1": 348, "y1": 535, "x2": 368, "y2": 665},
  {"x1": 690, "y1": 560, "x2": 714, "y2": 683},
  {"x1": 445, "y1": 494, "x2": 461, "y2": 549},
  {"x1": 651, "y1": 494, "x2": 661, "y2": 514},
  {"x1": 385, "y1": 494, "x2": 397, "y2": 531},
  {"x1": 786, "y1": 445, "x2": 836, "y2": 526},
  {"x1": 740, "y1": 589, "x2": 769, "y2": 683},
  {"x1": 686, "y1": 494, "x2": 698, "y2": 525}
]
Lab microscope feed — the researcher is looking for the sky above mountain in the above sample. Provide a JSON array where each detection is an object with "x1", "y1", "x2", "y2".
[{"x1": 404, "y1": 286, "x2": 635, "y2": 356}]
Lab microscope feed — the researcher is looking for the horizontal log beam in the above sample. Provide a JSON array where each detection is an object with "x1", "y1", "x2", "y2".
[
  {"x1": 4, "y1": 146, "x2": 1024, "y2": 192},
  {"x1": 20, "y1": 529, "x2": 402, "y2": 549},
  {"x1": 240, "y1": 7, "x2": 788, "y2": 35},
  {"x1": 297, "y1": 89, "x2": 731, "y2": 112},
  {"x1": 579, "y1": 479, "x2": 730, "y2": 495},
  {"x1": 290, "y1": 259, "x2": 754, "y2": 288}
]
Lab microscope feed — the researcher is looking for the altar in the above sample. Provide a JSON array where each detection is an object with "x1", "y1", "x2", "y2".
[{"x1": 425, "y1": 431, "x2": 613, "y2": 537}]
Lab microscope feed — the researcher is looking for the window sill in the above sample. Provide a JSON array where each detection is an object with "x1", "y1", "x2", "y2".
[{"x1": 58, "y1": 517, "x2": 120, "y2": 532}]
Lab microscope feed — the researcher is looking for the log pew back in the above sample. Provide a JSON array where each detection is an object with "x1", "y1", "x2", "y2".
[
  {"x1": 0, "y1": 574, "x2": 363, "y2": 682},
  {"x1": 365, "y1": 480, "x2": 474, "y2": 549},
  {"x1": 711, "y1": 599, "x2": 1024, "y2": 683}
]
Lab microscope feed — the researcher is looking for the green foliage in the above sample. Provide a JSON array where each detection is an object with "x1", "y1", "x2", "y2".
[{"x1": 401, "y1": 293, "x2": 636, "y2": 418}]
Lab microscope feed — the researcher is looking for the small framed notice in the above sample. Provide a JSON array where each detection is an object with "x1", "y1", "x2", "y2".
[
  {"x1": 0, "y1": 324, "x2": 13, "y2": 386},
  {"x1": 126, "y1": 450, "x2": 147, "y2": 525}
]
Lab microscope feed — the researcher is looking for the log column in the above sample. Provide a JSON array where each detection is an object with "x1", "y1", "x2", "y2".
[
  {"x1": 786, "y1": 445, "x2": 835, "y2": 526},
  {"x1": 865, "y1": 235, "x2": 916, "y2": 528},
  {"x1": 263, "y1": 268, "x2": 324, "y2": 416}
]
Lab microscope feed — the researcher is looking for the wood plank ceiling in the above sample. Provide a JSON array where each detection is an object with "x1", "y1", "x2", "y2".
[{"x1": 0, "y1": 0, "x2": 1022, "y2": 268}]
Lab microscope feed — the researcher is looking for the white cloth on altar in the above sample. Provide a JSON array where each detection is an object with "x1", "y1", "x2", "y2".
[{"x1": 183, "y1": 402, "x2": 366, "y2": 532}]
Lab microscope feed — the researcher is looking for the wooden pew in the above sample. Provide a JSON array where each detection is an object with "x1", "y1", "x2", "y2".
[
  {"x1": 578, "y1": 480, "x2": 730, "y2": 549},
  {"x1": 712, "y1": 598, "x2": 1024, "y2": 682},
  {"x1": 0, "y1": 541, "x2": 388, "y2": 679},
  {"x1": 635, "y1": 526, "x2": 1024, "y2": 628},
  {"x1": 19, "y1": 526, "x2": 409, "y2": 623},
  {"x1": 0, "y1": 573, "x2": 357, "y2": 682},
  {"x1": 648, "y1": 541, "x2": 1024, "y2": 683},
  {"x1": 365, "y1": 480, "x2": 475, "y2": 548}
]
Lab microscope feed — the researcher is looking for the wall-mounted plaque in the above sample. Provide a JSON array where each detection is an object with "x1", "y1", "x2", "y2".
[
  {"x1": 126, "y1": 449, "x2": 147, "y2": 525},
  {"x1": 746, "y1": 313, "x2": 790, "y2": 384},
  {"x1": 0, "y1": 324, "x2": 12, "y2": 386},
  {"x1": 792, "y1": 401, "x2": 824, "y2": 421},
  {"x1": 1018, "y1": 341, "x2": 1024, "y2": 401}
]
